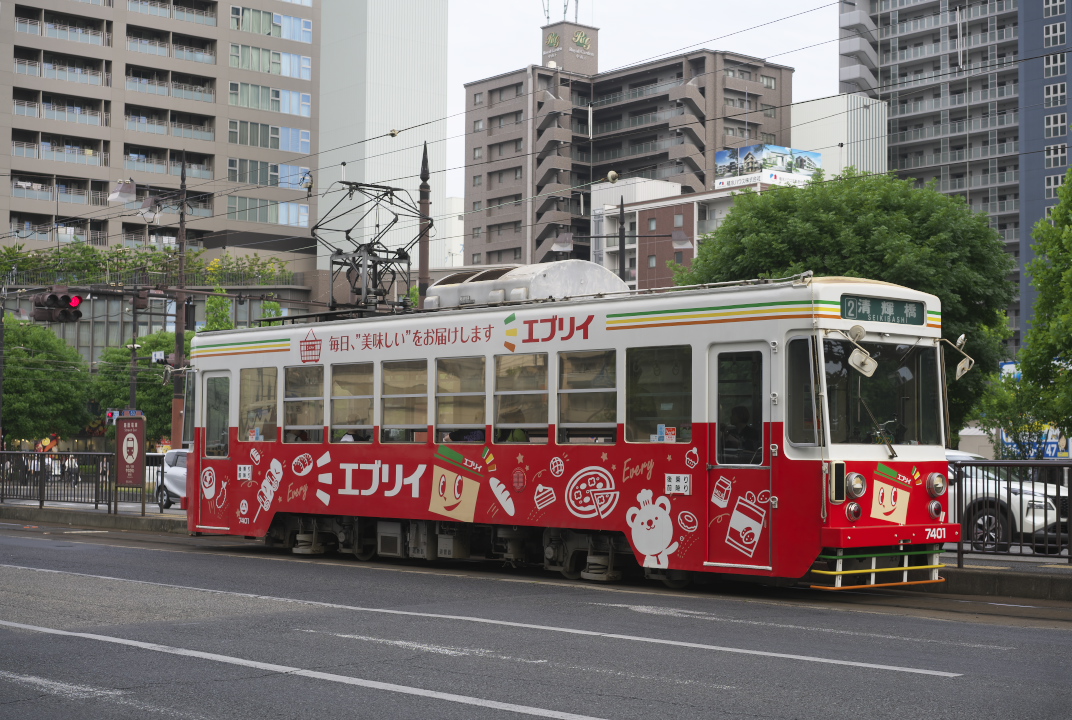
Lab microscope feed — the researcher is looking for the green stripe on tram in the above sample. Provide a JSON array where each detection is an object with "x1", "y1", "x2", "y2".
[{"x1": 195, "y1": 338, "x2": 291, "y2": 350}]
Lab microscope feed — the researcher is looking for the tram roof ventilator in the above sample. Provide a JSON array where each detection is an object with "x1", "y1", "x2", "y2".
[{"x1": 424, "y1": 260, "x2": 629, "y2": 310}]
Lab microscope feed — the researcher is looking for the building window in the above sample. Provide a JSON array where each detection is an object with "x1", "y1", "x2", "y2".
[
  {"x1": 515, "y1": 138, "x2": 523, "y2": 152},
  {"x1": 473, "y1": 147, "x2": 483, "y2": 160},
  {"x1": 473, "y1": 227, "x2": 482, "y2": 238},
  {"x1": 647, "y1": 254, "x2": 657, "y2": 268},
  {"x1": 674, "y1": 213, "x2": 684, "y2": 228},
  {"x1": 1046, "y1": 83, "x2": 1068, "y2": 108},
  {"x1": 1046, "y1": 113, "x2": 1068, "y2": 138},
  {"x1": 1046, "y1": 174, "x2": 1065, "y2": 199},
  {"x1": 472, "y1": 200, "x2": 482, "y2": 211},
  {"x1": 1046, "y1": 0, "x2": 1066, "y2": 17},
  {"x1": 674, "y1": 251, "x2": 683, "y2": 264},
  {"x1": 761, "y1": 104, "x2": 776, "y2": 118},
  {"x1": 1046, "y1": 22, "x2": 1067, "y2": 48},
  {"x1": 761, "y1": 132, "x2": 776, "y2": 144},
  {"x1": 472, "y1": 253, "x2": 481, "y2": 264},
  {"x1": 760, "y1": 75, "x2": 776, "y2": 89},
  {"x1": 474, "y1": 91, "x2": 484, "y2": 105},
  {"x1": 1046, "y1": 205, "x2": 1056, "y2": 218},
  {"x1": 473, "y1": 175, "x2": 482, "y2": 186},
  {"x1": 514, "y1": 167, "x2": 522, "y2": 180},
  {"x1": 647, "y1": 218, "x2": 657, "y2": 231},
  {"x1": 1046, "y1": 144, "x2": 1068, "y2": 168},
  {"x1": 513, "y1": 247, "x2": 522, "y2": 260},
  {"x1": 1046, "y1": 53, "x2": 1067, "y2": 78},
  {"x1": 474, "y1": 119, "x2": 485, "y2": 132}
]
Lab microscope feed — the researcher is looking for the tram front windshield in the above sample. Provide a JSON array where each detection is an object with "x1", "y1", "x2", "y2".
[{"x1": 823, "y1": 339, "x2": 942, "y2": 446}]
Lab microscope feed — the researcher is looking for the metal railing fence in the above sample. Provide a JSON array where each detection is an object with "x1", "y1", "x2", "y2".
[
  {"x1": 950, "y1": 460, "x2": 1072, "y2": 566},
  {"x1": 0, "y1": 451, "x2": 164, "y2": 515}
]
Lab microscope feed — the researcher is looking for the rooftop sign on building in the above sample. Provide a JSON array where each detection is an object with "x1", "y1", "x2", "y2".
[
  {"x1": 541, "y1": 21, "x2": 599, "y2": 74},
  {"x1": 715, "y1": 144, "x2": 822, "y2": 179}
]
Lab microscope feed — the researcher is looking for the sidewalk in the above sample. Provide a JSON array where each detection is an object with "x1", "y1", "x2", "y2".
[{"x1": 1, "y1": 500, "x2": 1070, "y2": 601}]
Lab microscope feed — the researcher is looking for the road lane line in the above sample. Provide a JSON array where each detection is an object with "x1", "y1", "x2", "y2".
[
  {"x1": 0, "y1": 619, "x2": 607, "y2": 720},
  {"x1": 593, "y1": 603, "x2": 1013, "y2": 650},
  {"x1": 0, "y1": 563, "x2": 960, "y2": 677},
  {"x1": 0, "y1": 670, "x2": 212, "y2": 719}
]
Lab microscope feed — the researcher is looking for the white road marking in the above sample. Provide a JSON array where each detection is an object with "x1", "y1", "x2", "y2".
[
  {"x1": 0, "y1": 670, "x2": 211, "y2": 719},
  {"x1": 303, "y1": 630, "x2": 736, "y2": 689},
  {"x1": 0, "y1": 564, "x2": 960, "y2": 677},
  {"x1": 594, "y1": 603, "x2": 1013, "y2": 650},
  {"x1": 0, "y1": 620, "x2": 607, "y2": 720},
  {"x1": 62, "y1": 530, "x2": 109, "y2": 534}
]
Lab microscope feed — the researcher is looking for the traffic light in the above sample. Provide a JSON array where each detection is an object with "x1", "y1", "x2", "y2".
[
  {"x1": 31, "y1": 286, "x2": 83, "y2": 323},
  {"x1": 106, "y1": 409, "x2": 119, "y2": 425}
]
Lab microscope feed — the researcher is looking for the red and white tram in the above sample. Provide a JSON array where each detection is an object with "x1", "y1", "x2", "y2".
[{"x1": 187, "y1": 261, "x2": 963, "y2": 589}]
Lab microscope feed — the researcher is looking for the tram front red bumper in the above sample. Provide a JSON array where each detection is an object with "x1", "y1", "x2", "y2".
[{"x1": 821, "y1": 522, "x2": 961, "y2": 548}]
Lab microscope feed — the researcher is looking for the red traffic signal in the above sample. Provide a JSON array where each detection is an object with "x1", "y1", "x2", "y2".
[{"x1": 31, "y1": 286, "x2": 83, "y2": 322}]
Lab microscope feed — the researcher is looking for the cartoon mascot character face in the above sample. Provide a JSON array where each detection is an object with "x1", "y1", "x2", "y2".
[{"x1": 626, "y1": 489, "x2": 679, "y2": 568}]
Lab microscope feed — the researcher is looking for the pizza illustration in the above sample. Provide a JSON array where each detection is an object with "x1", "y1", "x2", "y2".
[{"x1": 565, "y1": 466, "x2": 619, "y2": 519}]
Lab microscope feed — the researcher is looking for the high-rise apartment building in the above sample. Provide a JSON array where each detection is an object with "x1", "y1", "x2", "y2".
[
  {"x1": 463, "y1": 21, "x2": 793, "y2": 267},
  {"x1": 839, "y1": 0, "x2": 1030, "y2": 355},
  {"x1": 1, "y1": 0, "x2": 320, "y2": 360}
]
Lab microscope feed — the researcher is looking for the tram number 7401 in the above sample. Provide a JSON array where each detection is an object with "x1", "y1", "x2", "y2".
[{"x1": 924, "y1": 527, "x2": 947, "y2": 541}]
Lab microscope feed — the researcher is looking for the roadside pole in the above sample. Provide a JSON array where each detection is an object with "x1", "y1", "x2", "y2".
[{"x1": 172, "y1": 151, "x2": 187, "y2": 449}]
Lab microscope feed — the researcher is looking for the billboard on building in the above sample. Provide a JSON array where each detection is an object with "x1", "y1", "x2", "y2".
[{"x1": 715, "y1": 144, "x2": 822, "y2": 179}]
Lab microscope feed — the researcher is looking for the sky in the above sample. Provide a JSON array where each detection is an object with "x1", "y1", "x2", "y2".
[{"x1": 444, "y1": 0, "x2": 841, "y2": 198}]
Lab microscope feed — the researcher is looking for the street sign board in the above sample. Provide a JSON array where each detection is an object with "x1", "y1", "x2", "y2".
[{"x1": 116, "y1": 415, "x2": 145, "y2": 488}]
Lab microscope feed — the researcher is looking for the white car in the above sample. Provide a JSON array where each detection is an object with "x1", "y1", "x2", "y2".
[
  {"x1": 156, "y1": 449, "x2": 188, "y2": 511},
  {"x1": 947, "y1": 450, "x2": 1069, "y2": 553}
]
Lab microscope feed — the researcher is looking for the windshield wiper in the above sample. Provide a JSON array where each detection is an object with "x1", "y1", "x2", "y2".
[{"x1": 859, "y1": 394, "x2": 897, "y2": 459}]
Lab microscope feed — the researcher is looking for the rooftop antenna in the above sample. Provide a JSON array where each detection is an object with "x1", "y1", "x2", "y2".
[
  {"x1": 575, "y1": 0, "x2": 579, "y2": 22},
  {"x1": 542, "y1": 0, "x2": 550, "y2": 24},
  {"x1": 562, "y1": 0, "x2": 568, "y2": 20}
]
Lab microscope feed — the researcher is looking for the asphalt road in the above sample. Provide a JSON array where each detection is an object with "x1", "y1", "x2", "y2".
[{"x1": 0, "y1": 522, "x2": 1070, "y2": 719}]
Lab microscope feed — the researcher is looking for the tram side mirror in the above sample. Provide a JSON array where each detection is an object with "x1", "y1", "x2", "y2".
[
  {"x1": 956, "y1": 333, "x2": 966, "y2": 350},
  {"x1": 955, "y1": 356, "x2": 975, "y2": 381},
  {"x1": 848, "y1": 325, "x2": 866, "y2": 343},
  {"x1": 849, "y1": 348, "x2": 878, "y2": 377}
]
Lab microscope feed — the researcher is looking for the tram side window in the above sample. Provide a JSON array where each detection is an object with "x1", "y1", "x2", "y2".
[
  {"x1": 284, "y1": 365, "x2": 324, "y2": 443},
  {"x1": 625, "y1": 346, "x2": 692, "y2": 442},
  {"x1": 204, "y1": 376, "x2": 230, "y2": 457},
  {"x1": 786, "y1": 338, "x2": 821, "y2": 445},
  {"x1": 716, "y1": 351, "x2": 763, "y2": 465},
  {"x1": 436, "y1": 357, "x2": 486, "y2": 443},
  {"x1": 239, "y1": 368, "x2": 278, "y2": 442},
  {"x1": 382, "y1": 359, "x2": 428, "y2": 443},
  {"x1": 494, "y1": 353, "x2": 548, "y2": 443},
  {"x1": 330, "y1": 363, "x2": 373, "y2": 443},
  {"x1": 558, "y1": 350, "x2": 617, "y2": 444}
]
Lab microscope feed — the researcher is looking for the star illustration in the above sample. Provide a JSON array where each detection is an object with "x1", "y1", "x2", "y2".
[
  {"x1": 600, "y1": 452, "x2": 608, "y2": 462},
  {"x1": 667, "y1": 454, "x2": 673, "y2": 463},
  {"x1": 516, "y1": 453, "x2": 524, "y2": 463},
  {"x1": 612, "y1": 464, "x2": 616, "y2": 470},
  {"x1": 525, "y1": 465, "x2": 529, "y2": 471}
]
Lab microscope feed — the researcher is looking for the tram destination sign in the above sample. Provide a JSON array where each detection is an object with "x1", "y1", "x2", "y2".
[{"x1": 840, "y1": 295, "x2": 925, "y2": 325}]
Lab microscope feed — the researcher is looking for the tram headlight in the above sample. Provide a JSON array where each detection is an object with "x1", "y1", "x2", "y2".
[
  {"x1": 845, "y1": 502, "x2": 862, "y2": 522},
  {"x1": 845, "y1": 472, "x2": 867, "y2": 499},
  {"x1": 927, "y1": 500, "x2": 943, "y2": 519},
  {"x1": 926, "y1": 472, "x2": 947, "y2": 497}
]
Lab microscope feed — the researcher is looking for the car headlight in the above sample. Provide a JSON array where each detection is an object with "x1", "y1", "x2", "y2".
[
  {"x1": 846, "y1": 472, "x2": 867, "y2": 499},
  {"x1": 926, "y1": 472, "x2": 947, "y2": 498},
  {"x1": 1025, "y1": 495, "x2": 1057, "y2": 512}
]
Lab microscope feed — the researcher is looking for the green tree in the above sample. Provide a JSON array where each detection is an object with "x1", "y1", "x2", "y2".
[
  {"x1": 407, "y1": 285, "x2": 420, "y2": 308},
  {"x1": 92, "y1": 330, "x2": 192, "y2": 444},
  {"x1": 203, "y1": 285, "x2": 234, "y2": 331},
  {"x1": 676, "y1": 168, "x2": 1016, "y2": 435},
  {"x1": 1021, "y1": 166, "x2": 1072, "y2": 433},
  {"x1": 1, "y1": 313, "x2": 91, "y2": 445},
  {"x1": 261, "y1": 298, "x2": 282, "y2": 326},
  {"x1": 970, "y1": 371, "x2": 1055, "y2": 459}
]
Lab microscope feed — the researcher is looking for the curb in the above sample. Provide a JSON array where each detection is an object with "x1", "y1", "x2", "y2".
[
  {"x1": 909, "y1": 567, "x2": 1072, "y2": 603},
  {"x1": 0, "y1": 505, "x2": 188, "y2": 535}
]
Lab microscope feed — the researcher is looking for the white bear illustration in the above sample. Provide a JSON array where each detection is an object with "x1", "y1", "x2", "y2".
[{"x1": 626, "y1": 489, "x2": 679, "y2": 568}]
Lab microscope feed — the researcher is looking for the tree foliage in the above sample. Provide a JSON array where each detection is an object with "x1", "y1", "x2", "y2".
[
  {"x1": 1, "y1": 314, "x2": 91, "y2": 445},
  {"x1": 261, "y1": 299, "x2": 282, "y2": 326},
  {"x1": 1021, "y1": 166, "x2": 1072, "y2": 433},
  {"x1": 92, "y1": 330, "x2": 192, "y2": 444},
  {"x1": 970, "y1": 372, "x2": 1055, "y2": 459},
  {"x1": 675, "y1": 169, "x2": 1016, "y2": 434}
]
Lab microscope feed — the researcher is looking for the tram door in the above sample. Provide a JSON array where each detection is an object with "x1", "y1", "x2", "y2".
[
  {"x1": 198, "y1": 371, "x2": 231, "y2": 529},
  {"x1": 706, "y1": 344, "x2": 773, "y2": 570}
]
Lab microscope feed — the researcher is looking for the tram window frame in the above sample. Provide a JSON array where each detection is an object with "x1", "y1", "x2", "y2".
[
  {"x1": 716, "y1": 351, "x2": 764, "y2": 465},
  {"x1": 204, "y1": 375, "x2": 230, "y2": 457},
  {"x1": 785, "y1": 337, "x2": 822, "y2": 446},
  {"x1": 436, "y1": 356, "x2": 486, "y2": 443},
  {"x1": 494, "y1": 352, "x2": 549, "y2": 444},
  {"x1": 283, "y1": 365, "x2": 324, "y2": 443},
  {"x1": 238, "y1": 367, "x2": 278, "y2": 443},
  {"x1": 381, "y1": 359, "x2": 428, "y2": 443},
  {"x1": 558, "y1": 349, "x2": 617, "y2": 444},
  {"x1": 625, "y1": 345, "x2": 692, "y2": 443},
  {"x1": 330, "y1": 362, "x2": 374, "y2": 443}
]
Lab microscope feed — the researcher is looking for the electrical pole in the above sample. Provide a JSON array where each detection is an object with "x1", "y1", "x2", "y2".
[
  {"x1": 129, "y1": 294, "x2": 138, "y2": 409},
  {"x1": 0, "y1": 292, "x2": 5, "y2": 451},
  {"x1": 618, "y1": 196, "x2": 626, "y2": 282},
  {"x1": 417, "y1": 142, "x2": 431, "y2": 309},
  {"x1": 171, "y1": 151, "x2": 187, "y2": 448}
]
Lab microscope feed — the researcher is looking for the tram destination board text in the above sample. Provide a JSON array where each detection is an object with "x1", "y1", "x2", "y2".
[{"x1": 840, "y1": 295, "x2": 925, "y2": 326}]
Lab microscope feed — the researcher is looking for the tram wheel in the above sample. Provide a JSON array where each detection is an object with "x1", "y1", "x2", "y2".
[
  {"x1": 559, "y1": 550, "x2": 584, "y2": 580},
  {"x1": 353, "y1": 540, "x2": 377, "y2": 562}
]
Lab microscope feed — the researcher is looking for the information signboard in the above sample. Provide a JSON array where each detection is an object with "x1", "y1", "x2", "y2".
[
  {"x1": 840, "y1": 294, "x2": 925, "y2": 326},
  {"x1": 116, "y1": 416, "x2": 145, "y2": 488}
]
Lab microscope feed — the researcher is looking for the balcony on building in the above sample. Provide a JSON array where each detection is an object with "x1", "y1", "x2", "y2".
[
  {"x1": 127, "y1": 26, "x2": 170, "y2": 57},
  {"x1": 839, "y1": 62, "x2": 879, "y2": 94},
  {"x1": 592, "y1": 106, "x2": 686, "y2": 138},
  {"x1": 174, "y1": 1, "x2": 218, "y2": 27},
  {"x1": 170, "y1": 111, "x2": 214, "y2": 141},
  {"x1": 124, "y1": 145, "x2": 169, "y2": 174},
  {"x1": 10, "y1": 174, "x2": 53, "y2": 202},
  {"x1": 587, "y1": 76, "x2": 685, "y2": 110},
  {"x1": 173, "y1": 33, "x2": 216, "y2": 64},
  {"x1": 170, "y1": 151, "x2": 213, "y2": 180},
  {"x1": 32, "y1": 49, "x2": 111, "y2": 86},
  {"x1": 126, "y1": 65, "x2": 170, "y2": 96},
  {"x1": 126, "y1": 105, "x2": 169, "y2": 136},
  {"x1": 42, "y1": 9, "x2": 112, "y2": 46},
  {"x1": 34, "y1": 91, "x2": 109, "y2": 127},
  {"x1": 171, "y1": 71, "x2": 215, "y2": 102},
  {"x1": 26, "y1": 131, "x2": 109, "y2": 166},
  {"x1": 56, "y1": 177, "x2": 110, "y2": 206},
  {"x1": 10, "y1": 213, "x2": 59, "y2": 243},
  {"x1": 127, "y1": 0, "x2": 172, "y2": 18}
]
